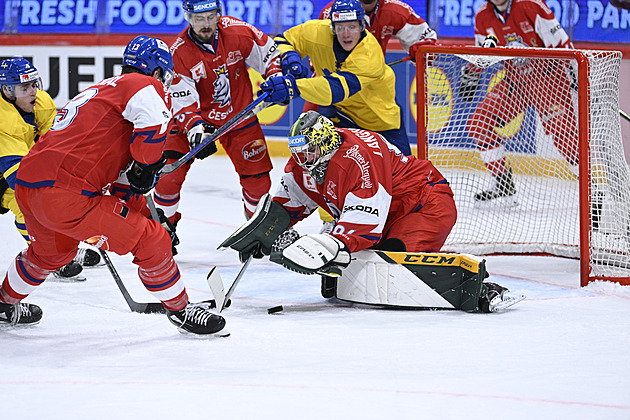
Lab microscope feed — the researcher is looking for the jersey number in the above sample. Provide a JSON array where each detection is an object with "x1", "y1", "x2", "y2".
[{"x1": 51, "y1": 88, "x2": 99, "y2": 131}]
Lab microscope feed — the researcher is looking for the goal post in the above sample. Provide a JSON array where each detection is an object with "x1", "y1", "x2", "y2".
[{"x1": 414, "y1": 45, "x2": 629, "y2": 287}]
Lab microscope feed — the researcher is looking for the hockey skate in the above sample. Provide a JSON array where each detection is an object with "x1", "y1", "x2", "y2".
[
  {"x1": 167, "y1": 302, "x2": 229, "y2": 336},
  {"x1": 73, "y1": 247, "x2": 103, "y2": 267},
  {"x1": 0, "y1": 301, "x2": 43, "y2": 326},
  {"x1": 50, "y1": 260, "x2": 87, "y2": 282},
  {"x1": 475, "y1": 169, "x2": 516, "y2": 202},
  {"x1": 478, "y1": 282, "x2": 525, "y2": 312}
]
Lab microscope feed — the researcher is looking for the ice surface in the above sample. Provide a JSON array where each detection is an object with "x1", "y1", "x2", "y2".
[{"x1": 1, "y1": 156, "x2": 629, "y2": 419}]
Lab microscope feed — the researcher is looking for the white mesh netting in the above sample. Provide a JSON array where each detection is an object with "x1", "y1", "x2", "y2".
[{"x1": 418, "y1": 48, "x2": 629, "y2": 282}]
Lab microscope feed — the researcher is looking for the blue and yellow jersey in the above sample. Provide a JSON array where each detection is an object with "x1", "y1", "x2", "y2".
[
  {"x1": 275, "y1": 19, "x2": 400, "y2": 132},
  {"x1": 0, "y1": 89, "x2": 56, "y2": 241}
]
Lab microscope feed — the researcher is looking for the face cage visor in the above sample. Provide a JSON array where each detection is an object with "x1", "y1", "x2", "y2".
[{"x1": 288, "y1": 135, "x2": 324, "y2": 172}]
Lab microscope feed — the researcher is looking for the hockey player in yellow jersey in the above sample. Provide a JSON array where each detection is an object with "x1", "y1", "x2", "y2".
[
  {"x1": 260, "y1": 0, "x2": 412, "y2": 156},
  {"x1": 0, "y1": 57, "x2": 100, "y2": 282}
]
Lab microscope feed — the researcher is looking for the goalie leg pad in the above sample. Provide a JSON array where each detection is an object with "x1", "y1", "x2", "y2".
[
  {"x1": 336, "y1": 251, "x2": 487, "y2": 311},
  {"x1": 219, "y1": 193, "x2": 292, "y2": 257}
]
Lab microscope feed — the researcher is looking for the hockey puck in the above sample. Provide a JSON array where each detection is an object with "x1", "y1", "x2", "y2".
[{"x1": 267, "y1": 305, "x2": 283, "y2": 314}]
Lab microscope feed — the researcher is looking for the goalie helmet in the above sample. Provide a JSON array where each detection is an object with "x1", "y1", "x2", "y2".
[
  {"x1": 0, "y1": 57, "x2": 43, "y2": 99},
  {"x1": 288, "y1": 111, "x2": 343, "y2": 184},
  {"x1": 330, "y1": 0, "x2": 365, "y2": 30},
  {"x1": 123, "y1": 36, "x2": 175, "y2": 89}
]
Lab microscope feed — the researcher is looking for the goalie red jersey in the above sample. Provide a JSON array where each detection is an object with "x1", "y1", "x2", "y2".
[
  {"x1": 169, "y1": 16, "x2": 281, "y2": 132},
  {"x1": 320, "y1": 0, "x2": 436, "y2": 53},
  {"x1": 274, "y1": 128, "x2": 456, "y2": 253},
  {"x1": 474, "y1": 0, "x2": 573, "y2": 48},
  {"x1": 16, "y1": 73, "x2": 171, "y2": 195}
]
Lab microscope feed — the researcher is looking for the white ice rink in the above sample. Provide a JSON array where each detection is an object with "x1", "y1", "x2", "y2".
[{"x1": 1, "y1": 155, "x2": 629, "y2": 419}]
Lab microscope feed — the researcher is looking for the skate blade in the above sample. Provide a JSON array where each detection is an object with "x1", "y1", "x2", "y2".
[
  {"x1": 491, "y1": 294, "x2": 526, "y2": 312},
  {"x1": 48, "y1": 273, "x2": 87, "y2": 282},
  {"x1": 176, "y1": 327, "x2": 231, "y2": 338}
]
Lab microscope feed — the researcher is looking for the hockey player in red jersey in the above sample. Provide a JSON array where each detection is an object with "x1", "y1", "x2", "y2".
[
  {"x1": 465, "y1": 0, "x2": 578, "y2": 201},
  {"x1": 0, "y1": 36, "x2": 226, "y2": 335},
  {"x1": 153, "y1": 0, "x2": 282, "y2": 228},
  {"x1": 320, "y1": 0, "x2": 437, "y2": 58},
  {"x1": 276, "y1": 111, "x2": 456, "y2": 255}
]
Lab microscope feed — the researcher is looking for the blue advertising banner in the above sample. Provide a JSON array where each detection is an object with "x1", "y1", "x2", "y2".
[
  {"x1": 2, "y1": 0, "x2": 627, "y2": 43},
  {"x1": 0, "y1": 0, "x2": 426, "y2": 34}
]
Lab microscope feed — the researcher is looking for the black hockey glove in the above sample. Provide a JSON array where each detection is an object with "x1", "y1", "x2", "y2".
[
  {"x1": 126, "y1": 156, "x2": 167, "y2": 195},
  {"x1": 187, "y1": 122, "x2": 218, "y2": 160},
  {"x1": 0, "y1": 175, "x2": 9, "y2": 215},
  {"x1": 154, "y1": 208, "x2": 180, "y2": 256}
]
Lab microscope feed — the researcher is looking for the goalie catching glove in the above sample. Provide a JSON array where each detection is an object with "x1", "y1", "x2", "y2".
[
  {"x1": 270, "y1": 233, "x2": 351, "y2": 276},
  {"x1": 187, "y1": 121, "x2": 218, "y2": 160}
]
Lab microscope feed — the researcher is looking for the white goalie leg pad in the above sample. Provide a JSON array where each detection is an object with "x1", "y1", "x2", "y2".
[
  {"x1": 280, "y1": 234, "x2": 350, "y2": 273},
  {"x1": 336, "y1": 250, "x2": 455, "y2": 308}
]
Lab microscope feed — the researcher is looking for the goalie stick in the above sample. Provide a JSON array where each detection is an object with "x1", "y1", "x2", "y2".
[
  {"x1": 159, "y1": 92, "x2": 272, "y2": 175},
  {"x1": 205, "y1": 254, "x2": 254, "y2": 313}
]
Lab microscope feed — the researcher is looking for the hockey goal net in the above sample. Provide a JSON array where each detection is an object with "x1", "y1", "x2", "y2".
[{"x1": 415, "y1": 45, "x2": 629, "y2": 286}]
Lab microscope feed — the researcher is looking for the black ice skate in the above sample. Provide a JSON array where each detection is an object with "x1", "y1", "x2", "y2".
[
  {"x1": 0, "y1": 301, "x2": 43, "y2": 325},
  {"x1": 167, "y1": 302, "x2": 229, "y2": 336},
  {"x1": 475, "y1": 169, "x2": 516, "y2": 201},
  {"x1": 51, "y1": 260, "x2": 87, "y2": 282},
  {"x1": 74, "y1": 248, "x2": 103, "y2": 267},
  {"x1": 478, "y1": 282, "x2": 525, "y2": 312}
]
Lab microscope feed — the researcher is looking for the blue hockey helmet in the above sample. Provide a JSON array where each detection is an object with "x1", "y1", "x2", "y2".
[
  {"x1": 0, "y1": 57, "x2": 43, "y2": 99},
  {"x1": 330, "y1": 0, "x2": 365, "y2": 28},
  {"x1": 123, "y1": 36, "x2": 175, "y2": 89},
  {"x1": 182, "y1": 0, "x2": 220, "y2": 13}
]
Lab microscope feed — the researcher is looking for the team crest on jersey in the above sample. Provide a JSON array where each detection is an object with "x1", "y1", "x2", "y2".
[
  {"x1": 505, "y1": 33, "x2": 527, "y2": 48},
  {"x1": 191, "y1": 61, "x2": 207, "y2": 82},
  {"x1": 242, "y1": 139, "x2": 267, "y2": 162},
  {"x1": 212, "y1": 65, "x2": 231, "y2": 108}
]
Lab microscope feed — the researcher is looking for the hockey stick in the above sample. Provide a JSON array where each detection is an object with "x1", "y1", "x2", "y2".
[
  {"x1": 620, "y1": 109, "x2": 630, "y2": 123},
  {"x1": 386, "y1": 56, "x2": 411, "y2": 67},
  {"x1": 220, "y1": 254, "x2": 253, "y2": 312},
  {"x1": 205, "y1": 254, "x2": 254, "y2": 313},
  {"x1": 98, "y1": 249, "x2": 166, "y2": 314},
  {"x1": 160, "y1": 92, "x2": 272, "y2": 175}
]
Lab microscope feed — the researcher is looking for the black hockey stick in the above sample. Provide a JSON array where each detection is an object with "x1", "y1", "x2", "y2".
[
  {"x1": 98, "y1": 249, "x2": 165, "y2": 314},
  {"x1": 160, "y1": 92, "x2": 272, "y2": 175},
  {"x1": 386, "y1": 56, "x2": 411, "y2": 67},
  {"x1": 620, "y1": 109, "x2": 630, "y2": 123},
  {"x1": 220, "y1": 254, "x2": 253, "y2": 312}
]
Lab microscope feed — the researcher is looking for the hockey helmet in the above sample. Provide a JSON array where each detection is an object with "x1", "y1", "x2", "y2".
[
  {"x1": 288, "y1": 111, "x2": 343, "y2": 183},
  {"x1": 182, "y1": 0, "x2": 220, "y2": 13},
  {"x1": 0, "y1": 57, "x2": 43, "y2": 99},
  {"x1": 330, "y1": 0, "x2": 365, "y2": 29},
  {"x1": 123, "y1": 36, "x2": 175, "y2": 89}
]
